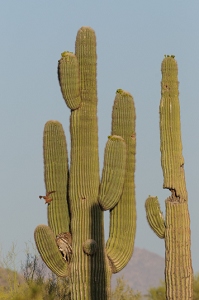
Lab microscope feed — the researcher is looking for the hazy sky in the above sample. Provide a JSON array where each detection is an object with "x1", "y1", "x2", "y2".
[{"x1": 1, "y1": 1, "x2": 199, "y2": 274}]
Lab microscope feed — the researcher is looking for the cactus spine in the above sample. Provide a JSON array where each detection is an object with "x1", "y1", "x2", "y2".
[
  {"x1": 145, "y1": 56, "x2": 193, "y2": 299},
  {"x1": 34, "y1": 27, "x2": 136, "y2": 300}
]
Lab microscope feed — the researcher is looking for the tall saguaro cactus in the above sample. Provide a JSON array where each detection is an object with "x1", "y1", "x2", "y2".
[
  {"x1": 34, "y1": 27, "x2": 136, "y2": 299},
  {"x1": 145, "y1": 56, "x2": 193, "y2": 299}
]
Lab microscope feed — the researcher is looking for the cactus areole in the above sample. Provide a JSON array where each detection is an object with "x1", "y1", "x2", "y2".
[
  {"x1": 145, "y1": 56, "x2": 193, "y2": 300},
  {"x1": 34, "y1": 27, "x2": 136, "y2": 300}
]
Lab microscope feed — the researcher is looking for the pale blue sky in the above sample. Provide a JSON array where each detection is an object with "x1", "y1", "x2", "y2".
[{"x1": 1, "y1": 1, "x2": 199, "y2": 273}]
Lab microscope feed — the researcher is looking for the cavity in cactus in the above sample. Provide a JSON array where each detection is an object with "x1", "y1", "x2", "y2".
[
  {"x1": 145, "y1": 56, "x2": 193, "y2": 300},
  {"x1": 34, "y1": 26, "x2": 136, "y2": 300}
]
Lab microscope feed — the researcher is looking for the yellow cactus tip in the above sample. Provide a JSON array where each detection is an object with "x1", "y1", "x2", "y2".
[
  {"x1": 164, "y1": 54, "x2": 175, "y2": 59},
  {"x1": 61, "y1": 51, "x2": 71, "y2": 57},
  {"x1": 108, "y1": 135, "x2": 124, "y2": 142},
  {"x1": 116, "y1": 89, "x2": 124, "y2": 94}
]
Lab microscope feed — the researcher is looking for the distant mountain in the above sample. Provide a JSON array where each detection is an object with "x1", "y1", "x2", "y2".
[{"x1": 111, "y1": 247, "x2": 165, "y2": 295}]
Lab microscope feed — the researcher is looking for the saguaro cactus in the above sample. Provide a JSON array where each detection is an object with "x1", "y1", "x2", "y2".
[
  {"x1": 34, "y1": 26, "x2": 136, "y2": 299},
  {"x1": 145, "y1": 56, "x2": 193, "y2": 299}
]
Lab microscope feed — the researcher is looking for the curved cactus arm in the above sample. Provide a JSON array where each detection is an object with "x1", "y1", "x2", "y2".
[
  {"x1": 106, "y1": 89, "x2": 136, "y2": 273},
  {"x1": 98, "y1": 135, "x2": 126, "y2": 210},
  {"x1": 58, "y1": 52, "x2": 81, "y2": 110},
  {"x1": 34, "y1": 225, "x2": 69, "y2": 277},
  {"x1": 145, "y1": 196, "x2": 165, "y2": 239},
  {"x1": 160, "y1": 56, "x2": 187, "y2": 201},
  {"x1": 43, "y1": 121, "x2": 70, "y2": 235}
]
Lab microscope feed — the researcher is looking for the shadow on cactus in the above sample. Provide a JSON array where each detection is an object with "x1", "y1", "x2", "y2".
[
  {"x1": 145, "y1": 56, "x2": 193, "y2": 299},
  {"x1": 34, "y1": 26, "x2": 136, "y2": 299}
]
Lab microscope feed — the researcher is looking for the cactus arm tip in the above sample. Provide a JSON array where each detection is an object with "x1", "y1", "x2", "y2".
[
  {"x1": 116, "y1": 89, "x2": 132, "y2": 97},
  {"x1": 61, "y1": 51, "x2": 73, "y2": 58},
  {"x1": 58, "y1": 52, "x2": 81, "y2": 110},
  {"x1": 116, "y1": 88, "x2": 123, "y2": 94}
]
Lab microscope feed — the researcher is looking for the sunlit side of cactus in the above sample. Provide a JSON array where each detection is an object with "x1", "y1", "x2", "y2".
[
  {"x1": 34, "y1": 27, "x2": 136, "y2": 300},
  {"x1": 145, "y1": 56, "x2": 193, "y2": 300}
]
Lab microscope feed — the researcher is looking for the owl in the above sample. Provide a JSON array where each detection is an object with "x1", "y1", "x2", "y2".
[{"x1": 56, "y1": 232, "x2": 72, "y2": 262}]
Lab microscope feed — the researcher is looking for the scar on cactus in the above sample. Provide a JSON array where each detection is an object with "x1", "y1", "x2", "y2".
[{"x1": 34, "y1": 26, "x2": 136, "y2": 299}]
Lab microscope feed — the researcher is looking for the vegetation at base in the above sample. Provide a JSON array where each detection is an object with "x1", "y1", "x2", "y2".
[
  {"x1": 2, "y1": 244, "x2": 199, "y2": 300},
  {"x1": 0, "y1": 244, "x2": 71, "y2": 300},
  {"x1": 0, "y1": 245, "x2": 142, "y2": 299},
  {"x1": 111, "y1": 277, "x2": 141, "y2": 299},
  {"x1": 145, "y1": 281, "x2": 166, "y2": 300}
]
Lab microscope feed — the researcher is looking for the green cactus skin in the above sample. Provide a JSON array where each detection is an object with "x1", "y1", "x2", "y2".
[
  {"x1": 43, "y1": 121, "x2": 70, "y2": 235},
  {"x1": 160, "y1": 57, "x2": 187, "y2": 201},
  {"x1": 35, "y1": 225, "x2": 69, "y2": 277},
  {"x1": 145, "y1": 56, "x2": 193, "y2": 299},
  {"x1": 34, "y1": 121, "x2": 70, "y2": 277},
  {"x1": 34, "y1": 27, "x2": 136, "y2": 300},
  {"x1": 106, "y1": 90, "x2": 136, "y2": 273},
  {"x1": 99, "y1": 135, "x2": 126, "y2": 210},
  {"x1": 165, "y1": 201, "x2": 192, "y2": 299},
  {"x1": 58, "y1": 52, "x2": 81, "y2": 110},
  {"x1": 145, "y1": 196, "x2": 165, "y2": 239}
]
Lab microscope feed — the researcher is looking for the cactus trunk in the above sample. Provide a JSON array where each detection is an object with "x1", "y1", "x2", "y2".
[
  {"x1": 145, "y1": 56, "x2": 193, "y2": 300},
  {"x1": 165, "y1": 201, "x2": 192, "y2": 299},
  {"x1": 68, "y1": 28, "x2": 110, "y2": 299}
]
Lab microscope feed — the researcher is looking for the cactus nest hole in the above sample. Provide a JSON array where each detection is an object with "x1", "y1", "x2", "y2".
[{"x1": 83, "y1": 239, "x2": 98, "y2": 256}]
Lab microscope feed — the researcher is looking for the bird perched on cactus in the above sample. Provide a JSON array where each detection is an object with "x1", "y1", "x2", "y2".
[
  {"x1": 56, "y1": 232, "x2": 72, "y2": 262},
  {"x1": 39, "y1": 191, "x2": 56, "y2": 204}
]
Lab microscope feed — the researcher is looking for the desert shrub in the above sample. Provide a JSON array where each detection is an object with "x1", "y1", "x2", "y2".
[
  {"x1": 21, "y1": 250, "x2": 71, "y2": 300},
  {"x1": 111, "y1": 276, "x2": 141, "y2": 300},
  {"x1": 0, "y1": 243, "x2": 70, "y2": 299}
]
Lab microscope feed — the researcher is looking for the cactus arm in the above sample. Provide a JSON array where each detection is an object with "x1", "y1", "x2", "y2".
[
  {"x1": 43, "y1": 121, "x2": 70, "y2": 235},
  {"x1": 34, "y1": 225, "x2": 69, "y2": 277},
  {"x1": 58, "y1": 52, "x2": 81, "y2": 110},
  {"x1": 160, "y1": 57, "x2": 187, "y2": 201},
  {"x1": 98, "y1": 135, "x2": 126, "y2": 210},
  {"x1": 145, "y1": 196, "x2": 165, "y2": 238},
  {"x1": 106, "y1": 89, "x2": 136, "y2": 273}
]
